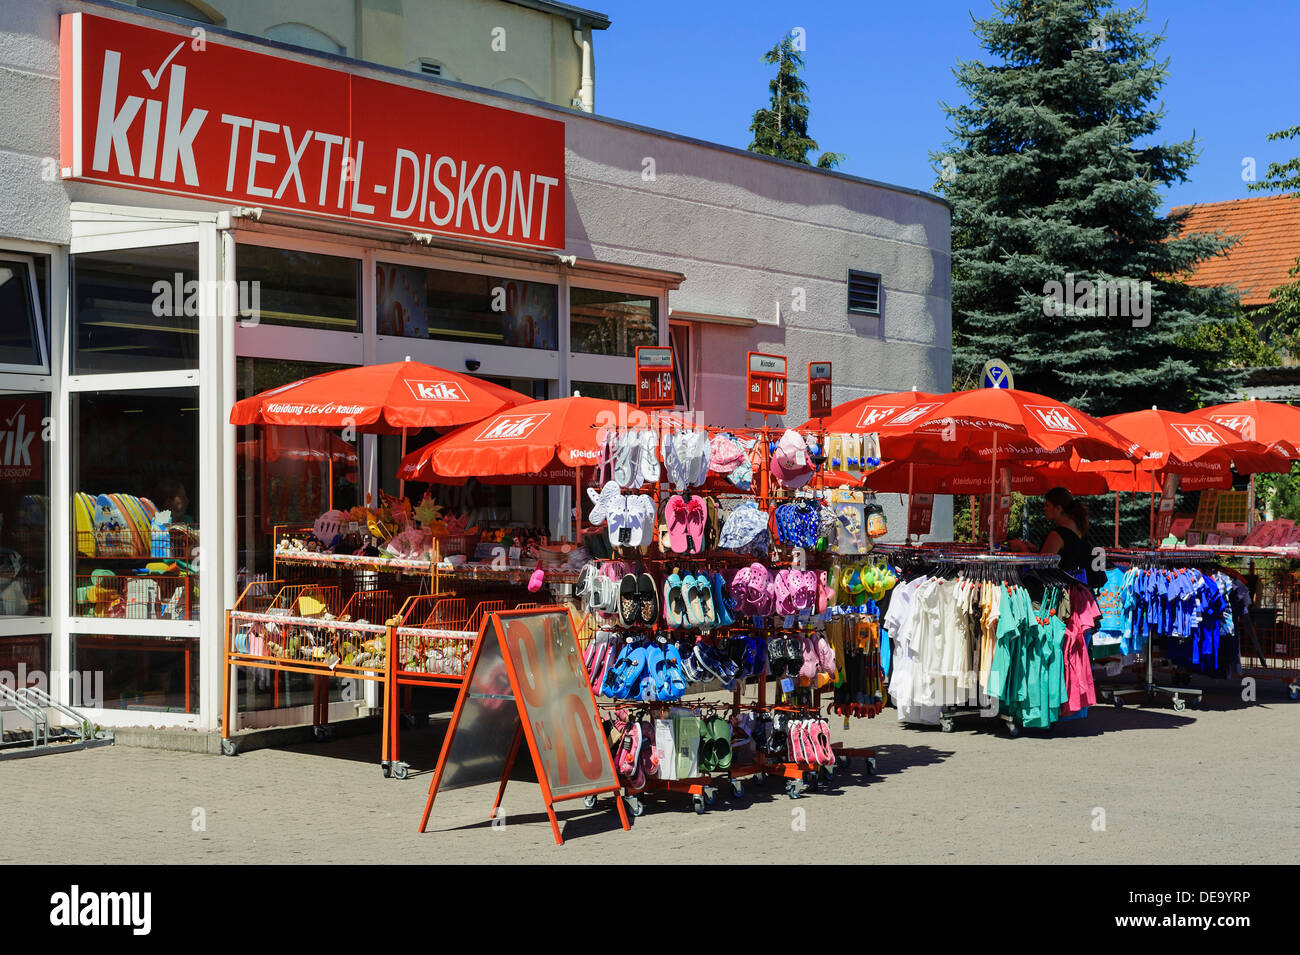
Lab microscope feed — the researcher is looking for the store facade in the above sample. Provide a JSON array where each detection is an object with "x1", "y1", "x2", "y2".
[{"x1": 0, "y1": 0, "x2": 952, "y2": 730}]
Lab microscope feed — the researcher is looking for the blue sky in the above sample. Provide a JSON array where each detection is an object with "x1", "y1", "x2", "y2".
[{"x1": 595, "y1": 0, "x2": 1300, "y2": 210}]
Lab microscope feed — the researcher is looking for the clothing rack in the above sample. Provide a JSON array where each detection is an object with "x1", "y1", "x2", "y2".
[{"x1": 1095, "y1": 548, "x2": 1222, "y2": 712}]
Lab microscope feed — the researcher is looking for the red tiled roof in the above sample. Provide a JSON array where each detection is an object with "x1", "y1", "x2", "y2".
[{"x1": 1169, "y1": 194, "x2": 1300, "y2": 306}]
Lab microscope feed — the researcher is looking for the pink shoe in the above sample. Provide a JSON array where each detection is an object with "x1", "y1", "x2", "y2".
[
  {"x1": 666, "y1": 495, "x2": 689, "y2": 553},
  {"x1": 685, "y1": 495, "x2": 707, "y2": 554}
]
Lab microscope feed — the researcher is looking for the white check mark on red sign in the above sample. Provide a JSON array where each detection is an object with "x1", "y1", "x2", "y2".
[{"x1": 142, "y1": 41, "x2": 186, "y2": 90}]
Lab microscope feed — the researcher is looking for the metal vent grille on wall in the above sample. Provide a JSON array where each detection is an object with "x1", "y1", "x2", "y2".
[
  {"x1": 847, "y1": 270, "x2": 882, "y2": 316},
  {"x1": 421, "y1": 61, "x2": 443, "y2": 76}
]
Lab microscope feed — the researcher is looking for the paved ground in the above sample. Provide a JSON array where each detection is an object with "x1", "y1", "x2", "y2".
[{"x1": 2, "y1": 679, "x2": 1296, "y2": 864}]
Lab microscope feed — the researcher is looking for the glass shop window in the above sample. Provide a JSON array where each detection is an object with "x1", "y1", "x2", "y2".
[
  {"x1": 376, "y1": 262, "x2": 558, "y2": 349},
  {"x1": 0, "y1": 391, "x2": 50, "y2": 617},
  {"x1": 570, "y1": 288, "x2": 658, "y2": 357},
  {"x1": 236, "y1": 245, "x2": 360, "y2": 332}
]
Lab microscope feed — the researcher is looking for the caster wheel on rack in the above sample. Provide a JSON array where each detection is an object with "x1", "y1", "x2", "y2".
[
  {"x1": 753, "y1": 773, "x2": 766, "y2": 787},
  {"x1": 1172, "y1": 697, "x2": 1186, "y2": 713},
  {"x1": 220, "y1": 738, "x2": 237, "y2": 757},
  {"x1": 835, "y1": 755, "x2": 848, "y2": 771},
  {"x1": 393, "y1": 762, "x2": 410, "y2": 780},
  {"x1": 381, "y1": 761, "x2": 392, "y2": 778},
  {"x1": 866, "y1": 757, "x2": 877, "y2": 775},
  {"x1": 730, "y1": 779, "x2": 744, "y2": 798},
  {"x1": 1289, "y1": 685, "x2": 1299, "y2": 701},
  {"x1": 403, "y1": 714, "x2": 418, "y2": 730},
  {"x1": 583, "y1": 795, "x2": 597, "y2": 809},
  {"x1": 312, "y1": 725, "x2": 327, "y2": 742},
  {"x1": 1113, "y1": 697, "x2": 1124, "y2": 709},
  {"x1": 625, "y1": 796, "x2": 645, "y2": 817},
  {"x1": 940, "y1": 718, "x2": 955, "y2": 733},
  {"x1": 692, "y1": 795, "x2": 706, "y2": 815},
  {"x1": 785, "y1": 779, "x2": 802, "y2": 799},
  {"x1": 803, "y1": 771, "x2": 819, "y2": 792},
  {"x1": 819, "y1": 766, "x2": 835, "y2": 784},
  {"x1": 703, "y1": 787, "x2": 717, "y2": 806}
]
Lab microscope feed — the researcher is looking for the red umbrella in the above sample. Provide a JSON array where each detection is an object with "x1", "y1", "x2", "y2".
[
  {"x1": 1085, "y1": 409, "x2": 1288, "y2": 476},
  {"x1": 399, "y1": 396, "x2": 662, "y2": 482},
  {"x1": 872, "y1": 388, "x2": 1143, "y2": 464},
  {"x1": 1188, "y1": 399, "x2": 1300, "y2": 458},
  {"x1": 229, "y1": 360, "x2": 530, "y2": 433},
  {"x1": 797, "y1": 390, "x2": 942, "y2": 432}
]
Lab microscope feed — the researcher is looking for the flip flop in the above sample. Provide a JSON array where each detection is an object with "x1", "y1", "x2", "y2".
[
  {"x1": 665, "y1": 494, "x2": 689, "y2": 553},
  {"x1": 684, "y1": 495, "x2": 707, "y2": 554}
]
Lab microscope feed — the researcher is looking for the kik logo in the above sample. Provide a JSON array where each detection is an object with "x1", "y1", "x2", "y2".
[
  {"x1": 404, "y1": 380, "x2": 468, "y2": 402},
  {"x1": 1208, "y1": 415, "x2": 1254, "y2": 439},
  {"x1": 855, "y1": 406, "x2": 902, "y2": 428},
  {"x1": 1174, "y1": 424, "x2": 1222, "y2": 446},
  {"x1": 1027, "y1": 405, "x2": 1083, "y2": 434},
  {"x1": 92, "y1": 45, "x2": 207, "y2": 185},
  {"x1": 0, "y1": 409, "x2": 36, "y2": 468},
  {"x1": 477, "y1": 413, "x2": 549, "y2": 441},
  {"x1": 885, "y1": 403, "x2": 941, "y2": 427}
]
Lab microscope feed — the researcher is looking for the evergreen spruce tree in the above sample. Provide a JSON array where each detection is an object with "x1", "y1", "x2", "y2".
[
  {"x1": 935, "y1": 0, "x2": 1244, "y2": 417},
  {"x1": 748, "y1": 37, "x2": 845, "y2": 169}
]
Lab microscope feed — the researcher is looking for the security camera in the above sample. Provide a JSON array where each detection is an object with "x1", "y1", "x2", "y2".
[{"x1": 465, "y1": 358, "x2": 481, "y2": 372}]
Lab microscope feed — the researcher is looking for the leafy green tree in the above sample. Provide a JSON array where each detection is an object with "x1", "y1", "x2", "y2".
[
  {"x1": 935, "y1": 0, "x2": 1245, "y2": 419},
  {"x1": 748, "y1": 37, "x2": 845, "y2": 170}
]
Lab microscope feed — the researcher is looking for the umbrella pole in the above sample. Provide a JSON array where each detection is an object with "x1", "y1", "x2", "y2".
[
  {"x1": 398, "y1": 427, "x2": 407, "y2": 503},
  {"x1": 1114, "y1": 492, "x2": 1119, "y2": 550},
  {"x1": 907, "y1": 461, "x2": 914, "y2": 542},
  {"x1": 1148, "y1": 486, "x2": 1156, "y2": 549},
  {"x1": 1248, "y1": 473, "x2": 1257, "y2": 533},
  {"x1": 328, "y1": 456, "x2": 334, "y2": 512},
  {"x1": 989, "y1": 432, "x2": 998, "y2": 547},
  {"x1": 573, "y1": 466, "x2": 582, "y2": 543}
]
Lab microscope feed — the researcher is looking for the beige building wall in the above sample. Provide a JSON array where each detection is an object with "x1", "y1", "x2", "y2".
[{"x1": 124, "y1": 0, "x2": 599, "y2": 109}]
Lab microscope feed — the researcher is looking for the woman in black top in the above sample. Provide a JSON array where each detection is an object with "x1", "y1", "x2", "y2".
[{"x1": 1037, "y1": 486, "x2": 1093, "y2": 575}]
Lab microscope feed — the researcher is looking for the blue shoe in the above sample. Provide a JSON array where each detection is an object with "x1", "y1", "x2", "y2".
[
  {"x1": 711, "y1": 572, "x2": 735, "y2": 627},
  {"x1": 642, "y1": 643, "x2": 667, "y2": 700}
]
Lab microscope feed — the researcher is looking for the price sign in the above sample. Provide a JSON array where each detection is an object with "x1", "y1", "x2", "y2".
[
  {"x1": 746, "y1": 351, "x2": 787, "y2": 415},
  {"x1": 635, "y1": 345, "x2": 675, "y2": 410},
  {"x1": 418, "y1": 607, "x2": 628, "y2": 846},
  {"x1": 907, "y1": 493, "x2": 934, "y2": 538},
  {"x1": 809, "y1": 361, "x2": 833, "y2": 419}
]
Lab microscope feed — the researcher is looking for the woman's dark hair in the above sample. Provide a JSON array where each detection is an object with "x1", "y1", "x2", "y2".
[{"x1": 1045, "y1": 486, "x2": 1089, "y2": 536}]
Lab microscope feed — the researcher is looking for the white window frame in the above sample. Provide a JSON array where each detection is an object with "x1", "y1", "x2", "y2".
[
  {"x1": 66, "y1": 224, "x2": 215, "y2": 729},
  {"x1": 0, "y1": 253, "x2": 50, "y2": 375}
]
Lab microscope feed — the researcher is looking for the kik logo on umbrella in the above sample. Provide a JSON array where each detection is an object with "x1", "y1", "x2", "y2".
[
  {"x1": 1173, "y1": 424, "x2": 1223, "y2": 446},
  {"x1": 477, "y1": 412, "x2": 550, "y2": 441},
  {"x1": 882, "y1": 403, "x2": 941, "y2": 427},
  {"x1": 855, "y1": 406, "x2": 902, "y2": 429},
  {"x1": 1208, "y1": 415, "x2": 1254, "y2": 439},
  {"x1": 1026, "y1": 405, "x2": 1084, "y2": 434},
  {"x1": 405, "y1": 380, "x2": 469, "y2": 402}
]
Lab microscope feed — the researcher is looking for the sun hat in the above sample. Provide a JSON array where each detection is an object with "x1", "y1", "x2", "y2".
[{"x1": 770, "y1": 429, "x2": 815, "y2": 489}]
